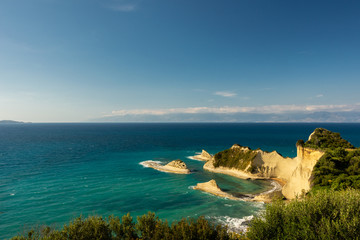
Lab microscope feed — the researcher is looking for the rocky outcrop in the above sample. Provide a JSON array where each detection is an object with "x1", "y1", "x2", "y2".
[
  {"x1": 192, "y1": 150, "x2": 213, "y2": 161},
  {"x1": 141, "y1": 160, "x2": 190, "y2": 174},
  {"x1": 165, "y1": 160, "x2": 188, "y2": 169},
  {"x1": 231, "y1": 144, "x2": 250, "y2": 151},
  {"x1": 202, "y1": 131, "x2": 326, "y2": 200},
  {"x1": 193, "y1": 179, "x2": 238, "y2": 200}
]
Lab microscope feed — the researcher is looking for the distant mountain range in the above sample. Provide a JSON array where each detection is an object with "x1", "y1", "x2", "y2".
[{"x1": 94, "y1": 111, "x2": 360, "y2": 123}]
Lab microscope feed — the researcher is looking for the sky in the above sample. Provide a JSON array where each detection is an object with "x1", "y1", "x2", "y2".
[{"x1": 0, "y1": 0, "x2": 360, "y2": 122}]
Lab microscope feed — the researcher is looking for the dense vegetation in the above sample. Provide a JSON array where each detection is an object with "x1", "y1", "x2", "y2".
[
  {"x1": 213, "y1": 145, "x2": 257, "y2": 171},
  {"x1": 11, "y1": 212, "x2": 241, "y2": 240},
  {"x1": 12, "y1": 190, "x2": 360, "y2": 240},
  {"x1": 311, "y1": 148, "x2": 360, "y2": 191},
  {"x1": 303, "y1": 128, "x2": 354, "y2": 150},
  {"x1": 247, "y1": 189, "x2": 360, "y2": 240}
]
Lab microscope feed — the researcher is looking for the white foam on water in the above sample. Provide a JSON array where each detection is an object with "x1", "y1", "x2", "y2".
[
  {"x1": 10, "y1": 193, "x2": 15, "y2": 196},
  {"x1": 186, "y1": 156, "x2": 203, "y2": 161},
  {"x1": 251, "y1": 201, "x2": 265, "y2": 208},
  {"x1": 139, "y1": 160, "x2": 162, "y2": 168},
  {"x1": 210, "y1": 215, "x2": 254, "y2": 233}
]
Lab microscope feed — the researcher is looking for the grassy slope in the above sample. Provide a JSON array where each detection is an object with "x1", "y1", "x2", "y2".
[{"x1": 213, "y1": 146, "x2": 258, "y2": 172}]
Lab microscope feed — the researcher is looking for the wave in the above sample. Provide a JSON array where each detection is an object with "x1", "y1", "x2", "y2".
[
  {"x1": 210, "y1": 215, "x2": 254, "y2": 233},
  {"x1": 139, "y1": 160, "x2": 162, "y2": 168},
  {"x1": 186, "y1": 156, "x2": 203, "y2": 161},
  {"x1": 261, "y1": 180, "x2": 282, "y2": 195}
]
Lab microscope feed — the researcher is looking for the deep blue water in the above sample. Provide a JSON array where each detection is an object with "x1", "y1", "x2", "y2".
[{"x1": 1, "y1": 123, "x2": 360, "y2": 238}]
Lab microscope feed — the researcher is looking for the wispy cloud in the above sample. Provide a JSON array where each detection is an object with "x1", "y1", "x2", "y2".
[
  {"x1": 109, "y1": 4, "x2": 137, "y2": 12},
  {"x1": 316, "y1": 94, "x2": 324, "y2": 98},
  {"x1": 106, "y1": 0, "x2": 138, "y2": 12},
  {"x1": 108, "y1": 104, "x2": 360, "y2": 117},
  {"x1": 214, "y1": 91, "x2": 237, "y2": 97}
]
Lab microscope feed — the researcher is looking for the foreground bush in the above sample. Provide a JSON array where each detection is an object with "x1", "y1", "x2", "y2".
[
  {"x1": 12, "y1": 190, "x2": 360, "y2": 239},
  {"x1": 11, "y1": 212, "x2": 241, "y2": 240},
  {"x1": 247, "y1": 189, "x2": 360, "y2": 240}
]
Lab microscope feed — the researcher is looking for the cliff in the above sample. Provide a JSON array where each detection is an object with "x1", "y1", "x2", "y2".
[
  {"x1": 203, "y1": 129, "x2": 332, "y2": 200},
  {"x1": 281, "y1": 146, "x2": 324, "y2": 199}
]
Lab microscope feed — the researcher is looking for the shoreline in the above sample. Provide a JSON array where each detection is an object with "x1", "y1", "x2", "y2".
[
  {"x1": 190, "y1": 155, "x2": 285, "y2": 202},
  {"x1": 193, "y1": 180, "x2": 240, "y2": 201}
]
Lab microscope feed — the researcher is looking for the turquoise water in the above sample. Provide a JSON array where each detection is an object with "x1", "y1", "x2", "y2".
[{"x1": 1, "y1": 123, "x2": 360, "y2": 238}]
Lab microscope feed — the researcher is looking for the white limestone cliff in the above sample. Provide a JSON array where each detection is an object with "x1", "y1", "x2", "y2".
[{"x1": 203, "y1": 143, "x2": 324, "y2": 200}]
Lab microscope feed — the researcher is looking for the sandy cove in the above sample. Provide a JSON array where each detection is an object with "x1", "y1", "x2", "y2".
[
  {"x1": 193, "y1": 180, "x2": 240, "y2": 200},
  {"x1": 194, "y1": 179, "x2": 283, "y2": 203},
  {"x1": 190, "y1": 150, "x2": 282, "y2": 202}
]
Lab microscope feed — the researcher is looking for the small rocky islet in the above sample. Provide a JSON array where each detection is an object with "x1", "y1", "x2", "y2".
[{"x1": 141, "y1": 159, "x2": 190, "y2": 174}]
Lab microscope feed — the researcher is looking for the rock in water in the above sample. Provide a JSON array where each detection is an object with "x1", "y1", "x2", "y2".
[
  {"x1": 165, "y1": 160, "x2": 188, "y2": 169},
  {"x1": 192, "y1": 150, "x2": 213, "y2": 161},
  {"x1": 141, "y1": 159, "x2": 190, "y2": 174}
]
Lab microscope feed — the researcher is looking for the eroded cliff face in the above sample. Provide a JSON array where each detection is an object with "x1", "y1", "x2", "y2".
[
  {"x1": 204, "y1": 144, "x2": 324, "y2": 200},
  {"x1": 282, "y1": 146, "x2": 324, "y2": 199},
  {"x1": 252, "y1": 150, "x2": 297, "y2": 180}
]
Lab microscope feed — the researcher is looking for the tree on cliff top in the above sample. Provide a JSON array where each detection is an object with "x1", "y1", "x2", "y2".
[{"x1": 303, "y1": 128, "x2": 354, "y2": 150}]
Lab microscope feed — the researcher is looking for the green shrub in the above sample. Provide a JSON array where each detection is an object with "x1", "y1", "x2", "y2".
[
  {"x1": 312, "y1": 149, "x2": 360, "y2": 191},
  {"x1": 108, "y1": 213, "x2": 137, "y2": 240},
  {"x1": 304, "y1": 128, "x2": 354, "y2": 150},
  {"x1": 246, "y1": 189, "x2": 360, "y2": 240},
  {"x1": 11, "y1": 212, "x2": 241, "y2": 240},
  {"x1": 214, "y1": 146, "x2": 257, "y2": 171}
]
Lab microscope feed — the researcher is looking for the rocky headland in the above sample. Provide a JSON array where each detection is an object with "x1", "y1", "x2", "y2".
[
  {"x1": 197, "y1": 129, "x2": 337, "y2": 200},
  {"x1": 141, "y1": 160, "x2": 190, "y2": 174},
  {"x1": 146, "y1": 128, "x2": 354, "y2": 202}
]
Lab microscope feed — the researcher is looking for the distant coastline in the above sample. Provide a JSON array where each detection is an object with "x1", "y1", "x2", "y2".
[{"x1": 0, "y1": 120, "x2": 29, "y2": 124}]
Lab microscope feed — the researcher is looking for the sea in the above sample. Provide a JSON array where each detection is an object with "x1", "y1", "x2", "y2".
[{"x1": 1, "y1": 123, "x2": 360, "y2": 239}]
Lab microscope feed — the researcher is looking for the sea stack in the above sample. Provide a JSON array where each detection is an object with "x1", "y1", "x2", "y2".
[{"x1": 192, "y1": 150, "x2": 213, "y2": 161}]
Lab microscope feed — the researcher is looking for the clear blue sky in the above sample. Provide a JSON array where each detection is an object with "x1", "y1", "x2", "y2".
[{"x1": 1, "y1": 0, "x2": 360, "y2": 122}]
